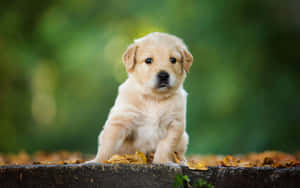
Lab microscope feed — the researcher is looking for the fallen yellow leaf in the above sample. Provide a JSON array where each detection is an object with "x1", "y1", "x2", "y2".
[
  {"x1": 187, "y1": 161, "x2": 208, "y2": 171},
  {"x1": 137, "y1": 151, "x2": 147, "y2": 164},
  {"x1": 173, "y1": 152, "x2": 180, "y2": 164}
]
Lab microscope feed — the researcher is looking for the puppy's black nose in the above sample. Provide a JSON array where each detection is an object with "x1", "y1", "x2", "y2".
[{"x1": 158, "y1": 71, "x2": 169, "y2": 81}]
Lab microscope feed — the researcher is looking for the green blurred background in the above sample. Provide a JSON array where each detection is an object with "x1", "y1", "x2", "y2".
[{"x1": 0, "y1": 0, "x2": 299, "y2": 155}]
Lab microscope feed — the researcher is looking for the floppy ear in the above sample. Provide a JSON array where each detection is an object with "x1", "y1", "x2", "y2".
[
  {"x1": 122, "y1": 44, "x2": 137, "y2": 72},
  {"x1": 182, "y1": 47, "x2": 193, "y2": 73}
]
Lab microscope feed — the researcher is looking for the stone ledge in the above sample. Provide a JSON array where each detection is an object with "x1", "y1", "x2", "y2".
[{"x1": 0, "y1": 164, "x2": 299, "y2": 188}]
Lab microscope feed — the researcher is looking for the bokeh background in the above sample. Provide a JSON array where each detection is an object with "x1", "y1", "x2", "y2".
[{"x1": 0, "y1": 0, "x2": 299, "y2": 155}]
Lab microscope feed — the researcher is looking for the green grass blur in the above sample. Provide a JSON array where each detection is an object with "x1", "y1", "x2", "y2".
[{"x1": 0, "y1": 0, "x2": 299, "y2": 155}]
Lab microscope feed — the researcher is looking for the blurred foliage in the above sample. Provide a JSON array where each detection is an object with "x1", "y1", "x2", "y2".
[{"x1": 0, "y1": 0, "x2": 299, "y2": 155}]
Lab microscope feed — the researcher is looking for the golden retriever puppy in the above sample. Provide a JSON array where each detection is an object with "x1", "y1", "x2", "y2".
[{"x1": 89, "y1": 32, "x2": 193, "y2": 164}]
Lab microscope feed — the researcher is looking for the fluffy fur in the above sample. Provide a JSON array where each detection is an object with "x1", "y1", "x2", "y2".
[{"x1": 89, "y1": 32, "x2": 193, "y2": 163}]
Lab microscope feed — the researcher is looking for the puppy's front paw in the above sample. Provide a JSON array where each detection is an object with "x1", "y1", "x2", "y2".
[
  {"x1": 85, "y1": 156, "x2": 107, "y2": 164},
  {"x1": 164, "y1": 162, "x2": 181, "y2": 168},
  {"x1": 179, "y1": 160, "x2": 187, "y2": 166},
  {"x1": 153, "y1": 153, "x2": 173, "y2": 164},
  {"x1": 153, "y1": 159, "x2": 173, "y2": 164},
  {"x1": 84, "y1": 159, "x2": 98, "y2": 164}
]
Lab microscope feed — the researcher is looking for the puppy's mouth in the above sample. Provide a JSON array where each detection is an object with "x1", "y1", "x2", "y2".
[
  {"x1": 156, "y1": 71, "x2": 170, "y2": 90},
  {"x1": 157, "y1": 81, "x2": 169, "y2": 88}
]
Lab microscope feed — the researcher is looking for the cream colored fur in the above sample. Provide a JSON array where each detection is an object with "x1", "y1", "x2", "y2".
[{"x1": 89, "y1": 32, "x2": 193, "y2": 164}]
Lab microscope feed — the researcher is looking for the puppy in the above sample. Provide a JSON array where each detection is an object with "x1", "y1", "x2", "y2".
[{"x1": 89, "y1": 32, "x2": 193, "y2": 164}]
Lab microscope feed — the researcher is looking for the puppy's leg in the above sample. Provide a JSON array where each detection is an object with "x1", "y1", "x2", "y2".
[
  {"x1": 93, "y1": 124, "x2": 128, "y2": 163},
  {"x1": 175, "y1": 132, "x2": 188, "y2": 165},
  {"x1": 153, "y1": 123, "x2": 184, "y2": 164}
]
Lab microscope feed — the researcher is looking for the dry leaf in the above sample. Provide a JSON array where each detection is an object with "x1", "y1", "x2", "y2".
[
  {"x1": 237, "y1": 161, "x2": 252, "y2": 167},
  {"x1": 1, "y1": 150, "x2": 300, "y2": 168},
  {"x1": 187, "y1": 161, "x2": 208, "y2": 170},
  {"x1": 220, "y1": 155, "x2": 239, "y2": 167},
  {"x1": 294, "y1": 161, "x2": 300, "y2": 166},
  {"x1": 104, "y1": 151, "x2": 147, "y2": 164},
  {"x1": 173, "y1": 152, "x2": 181, "y2": 164},
  {"x1": 263, "y1": 157, "x2": 274, "y2": 165},
  {"x1": 137, "y1": 151, "x2": 147, "y2": 164}
]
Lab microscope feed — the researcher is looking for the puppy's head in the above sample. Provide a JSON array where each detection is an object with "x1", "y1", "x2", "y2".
[{"x1": 122, "y1": 32, "x2": 193, "y2": 93}]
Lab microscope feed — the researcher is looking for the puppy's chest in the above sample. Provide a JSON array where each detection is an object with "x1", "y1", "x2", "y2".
[{"x1": 134, "y1": 103, "x2": 172, "y2": 145}]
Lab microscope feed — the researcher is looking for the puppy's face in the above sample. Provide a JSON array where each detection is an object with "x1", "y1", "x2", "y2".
[
  {"x1": 133, "y1": 44, "x2": 184, "y2": 92},
  {"x1": 122, "y1": 33, "x2": 193, "y2": 93}
]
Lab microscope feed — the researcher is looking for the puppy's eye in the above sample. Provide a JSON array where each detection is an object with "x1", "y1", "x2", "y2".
[
  {"x1": 145, "y1": 58, "x2": 152, "y2": 64},
  {"x1": 170, "y1": 57, "x2": 176, "y2": 64}
]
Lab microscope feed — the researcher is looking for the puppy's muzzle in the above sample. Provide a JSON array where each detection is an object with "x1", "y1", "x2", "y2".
[{"x1": 157, "y1": 71, "x2": 169, "y2": 88}]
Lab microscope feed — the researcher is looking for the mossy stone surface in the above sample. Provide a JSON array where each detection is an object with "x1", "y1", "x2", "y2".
[{"x1": 0, "y1": 164, "x2": 299, "y2": 188}]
